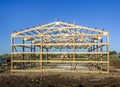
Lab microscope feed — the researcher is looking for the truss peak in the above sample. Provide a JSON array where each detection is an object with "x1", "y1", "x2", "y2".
[
  {"x1": 12, "y1": 21, "x2": 109, "y2": 37},
  {"x1": 11, "y1": 21, "x2": 110, "y2": 73}
]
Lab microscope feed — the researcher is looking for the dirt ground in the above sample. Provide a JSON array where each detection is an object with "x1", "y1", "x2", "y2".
[{"x1": 0, "y1": 60, "x2": 120, "y2": 87}]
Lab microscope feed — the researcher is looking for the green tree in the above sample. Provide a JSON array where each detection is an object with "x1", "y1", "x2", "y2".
[{"x1": 109, "y1": 51, "x2": 117, "y2": 55}]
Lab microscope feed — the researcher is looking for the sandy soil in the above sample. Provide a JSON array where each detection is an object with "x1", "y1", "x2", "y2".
[{"x1": 0, "y1": 60, "x2": 120, "y2": 87}]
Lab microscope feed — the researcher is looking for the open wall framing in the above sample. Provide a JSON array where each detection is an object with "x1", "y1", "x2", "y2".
[{"x1": 11, "y1": 21, "x2": 109, "y2": 73}]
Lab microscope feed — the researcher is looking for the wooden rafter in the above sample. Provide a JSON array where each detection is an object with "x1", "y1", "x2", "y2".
[{"x1": 11, "y1": 21, "x2": 109, "y2": 73}]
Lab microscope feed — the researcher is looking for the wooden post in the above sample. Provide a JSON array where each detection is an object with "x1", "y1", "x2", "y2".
[
  {"x1": 107, "y1": 35, "x2": 109, "y2": 73},
  {"x1": 88, "y1": 48, "x2": 90, "y2": 60},
  {"x1": 96, "y1": 38, "x2": 98, "y2": 68},
  {"x1": 91, "y1": 46, "x2": 92, "y2": 60},
  {"x1": 73, "y1": 30, "x2": 75, "y2": 60},
  {"x1": 40, "y1": 36, "x2": 43, "y2": 70},
  {"x1": 92, "y1": 45, "x2": 94, "y2": 66},
  {"x1": 100, "y1": 39, "x2": 103, "y2": 71},
  {"x1": 30, "y1": 42, "x2": 32, "y2": 68},
  {"x1": 46, "y1": 48, "x2": 48, "y2": 64},
  {"x1": 10, "y1": 22, "x2": 110, "y2": 73},
  {"x1": 96, "y1": 37, "x2": 98, "y2": 61},
  {"x1": 73, "y1": 28, "x2": 76, "y2": 70},
  {"x1": 22, "y1": 38, "x2": 25, "y2": 68},
  {"x1": 34, "y1": 45, "x2": 36, "y2": 66},
  {"x1": 89, "y1": 46, "x2": 91, "y2": 60},
  {"x1": 60, "y1": 46, "x2": 62, "y2": 60},
  {"x1": 11, "y1": 36, "x2": 14, "y2": 73},
  {"x1": 93, "y1": 45, "x2": 95, "y2": 66}
]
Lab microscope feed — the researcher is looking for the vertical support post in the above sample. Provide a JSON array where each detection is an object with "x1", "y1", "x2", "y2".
[
  {"x1": 91, "y1": 46, "x2": 92, "y2": 60},
  {"x1": 60, "y1": 46, "x2": 62, "y2": 59},
  {"x1": 73, "y1": 29, "x2": 76, "y2": 61},
  {"x1": 11, "y1": 36, "x2": 14, "y2": 73},
  {"x1": 34, "y1": 45, "x2": 36, "y2": 67},
  {"x1": 73, "y1": 28, "x2": 76, "y2": 70},
  {"x1": 93, "y1": 45, "x2": 95, "y2": 55},
  {"x1": 100, "y1": 38, "x2": 103, "y2": 71},
  {"x1": 40, "y1": 36, "x2": 43, "y2": 70},
  {"x1": 96, "y1": 37, "x2": 99, "y2": 68},
  {"x1": 92, "y1": 45, "x2": 95, "y2": 66},
  {"x1": 107, "y1": 34, "x2": 110, "y2": 73},
  {"x1": 22, "y1": 38, "x2": 25, "y2": 68},
  {"x1": 89, "y1": 46, "x2": 91, "y2": 60},
  {"x1": 93, "y1": 45, "x2": 95, "y2": 66},
  {"x1": 46, "y1": 48, "x2": 48, "y2": 64},
  {"x1": 88, "y1": 48, "x2": 90, "y2": 60},
  {"x1": 96, "y1": 36, "x2": 98, "y2": 61},
  {"x1": 30, "y1": 42, "x2": 32, "y2": 68}
]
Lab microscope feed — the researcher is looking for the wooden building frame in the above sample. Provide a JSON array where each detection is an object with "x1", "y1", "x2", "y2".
[{"x1": 11, "y1": 21, "x2": 109, "y2": 73}]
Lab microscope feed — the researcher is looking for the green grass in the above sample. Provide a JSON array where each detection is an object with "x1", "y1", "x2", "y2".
[{"x1": 110, "y1": 57, "x2": 120, "y2": 61}]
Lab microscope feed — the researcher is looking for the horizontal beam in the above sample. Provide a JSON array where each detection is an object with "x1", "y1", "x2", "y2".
[
  {"x1": 12, "y1": 60, "x2": 109, "y2": 63},
  {"x1": 48, "y1": 58, "x2": 88, "y2": 60},
  {"x1": 18, "y1": 46, "x2": 34, "y2": 49},
  {"x1": 12, "y1": 43, "x2": 109, "y2": 46},
  {"x1": 11, "y1": 69, "x2": 109, "y2": 73},
  {"x1": 11, "y1": 52, "x2": 109, "y2": 54},
  {"x1": 12, "y1": 34, "x2": 106, "y2": 37}
]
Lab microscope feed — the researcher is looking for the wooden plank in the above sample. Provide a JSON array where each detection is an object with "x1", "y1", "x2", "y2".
[
  {"x1": 12, "y1": 20, "x2": 109, "y2": 36},
  {"x1": 12, "y1": 60, "x2": 109, "y2": 63},
  {"x1": 12, "y1": 43, "x2": 109, "y2": 46},
  {"x1": 12, "y1": 33, "x2": 105, "y2": 37},
  {"x1": 11, "y1": 36, "x2": 14, "y2": 73},
  {"x1": 12, "y1": 22, "x2": 56, "y2": 36},
  {"x1": 11, "y1": 69, "x2": 109, "y2": 73},
  {"x1": 40, "y1": 37, "x2": 43, "y2": 70},
  {"x1": 11, "y1": 52, "x2": 109, "y2": 54},
  {"x1": 11, "y1": 21, "x2": 109, "y2": 73},
  {"x1": 59, "y1": 21, "x2": 108, "y2": 33},
  {"x1": 107, "y1": 35, "x2": 110, "y2": 72}
]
